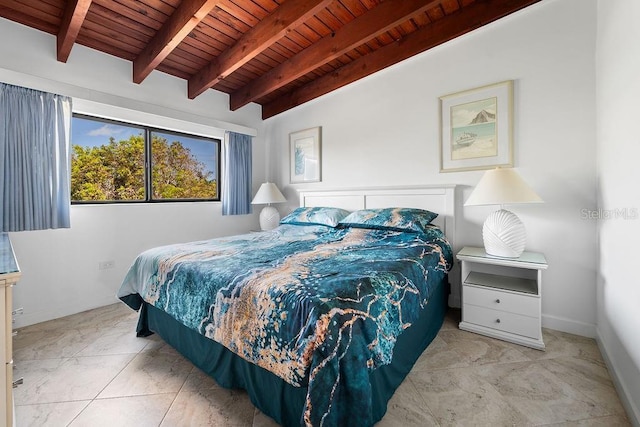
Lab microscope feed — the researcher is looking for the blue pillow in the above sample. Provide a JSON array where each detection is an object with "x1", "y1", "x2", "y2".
[
  {"x1": 280, "y1": 207, "x2": 351, "y2": 228},
  {"x1": 338, "y1": 207, "x2": 438, "y2": 234}
]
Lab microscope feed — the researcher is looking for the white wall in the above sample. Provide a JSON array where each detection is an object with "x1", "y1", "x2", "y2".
[
  {"x1": 265, "y1": 0, "x2": 598, "y2": 337},
  {"x1": 596, "y1": 0, "x2": 640, "y2": 423},
  {"x1": 0, "y1": 18, "x2": 266, "y2": 327}
]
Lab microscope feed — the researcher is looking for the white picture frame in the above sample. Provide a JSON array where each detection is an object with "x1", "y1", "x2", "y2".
[
  {"x1": 440, "y1": 80, "x2": 514, "y2": 172},
  {"x1": 290, "y1": 126, "x2": 321, "y2": 183}
]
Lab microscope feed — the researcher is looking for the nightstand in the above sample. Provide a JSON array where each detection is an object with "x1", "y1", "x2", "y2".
[{"x1": 457, "y1": 246, "x2": 548, "y2": 350}]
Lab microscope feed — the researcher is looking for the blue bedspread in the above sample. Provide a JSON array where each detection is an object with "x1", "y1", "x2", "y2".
[{"x1": 118, "y1": 223, "x2": 452, "y2": 426}]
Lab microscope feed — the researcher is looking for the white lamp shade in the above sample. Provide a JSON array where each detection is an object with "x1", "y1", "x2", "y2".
[
  {"x1": 251, "y1": 182, "x2": 286, "y2": 205},
  {"x1": 466, "y1": 168, "x2": 542, "y2": 258},
  {"x1": 464, "y1": 168, "x2": 543, "y2": 206}
]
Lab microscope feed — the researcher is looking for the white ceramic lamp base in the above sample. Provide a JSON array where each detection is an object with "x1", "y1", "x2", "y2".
[
  {"x1": 259, "y1": 205, "x2": 280, "y2": 231},
  {"x1": 482, "y1": 209, "x2": 526, "y2": 258}
]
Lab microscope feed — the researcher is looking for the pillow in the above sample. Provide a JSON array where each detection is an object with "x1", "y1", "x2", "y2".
[
  {"x1": 338, "y1": 207, "x2": 438, "y2": 234},
  {"x1": 280, "y1": 206, "x2": 351, "y2": 228}
]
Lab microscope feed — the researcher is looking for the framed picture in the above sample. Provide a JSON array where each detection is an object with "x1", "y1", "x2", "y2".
[
  {"x1": 290, "y1": 126, "x2": 321, "y2": 183},
  {"x1": 439, "y1": 80, "x2": 513, "y2": 172}
]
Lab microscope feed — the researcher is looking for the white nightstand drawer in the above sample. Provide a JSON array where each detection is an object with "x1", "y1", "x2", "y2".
[
  {"x1": 463, "y1": 285, "x2": 539, "y2": 318},
  {"x1": 463, "y1": 304, "x2": 540, "y2": 339}
]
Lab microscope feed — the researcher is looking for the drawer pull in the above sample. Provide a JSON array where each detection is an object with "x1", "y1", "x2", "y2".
[
  {"x1": 495, "y1": 299, "x2": 501, "y2": 304},
  {"x1": 496, "y1": 318, "x2": 501, "y2": 324},
  {"x1": 13, "y1": 378, "x2": 23, "y2": 388}
]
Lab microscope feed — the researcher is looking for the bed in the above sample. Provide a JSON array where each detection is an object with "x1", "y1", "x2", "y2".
[{"x1": 117, "y1": 186, "x2": 456, "y2": 426}]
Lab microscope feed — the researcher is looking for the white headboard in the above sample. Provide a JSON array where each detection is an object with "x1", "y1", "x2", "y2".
[{"x1": 299, "y1": 185, "x2": 456, "y2": 248}]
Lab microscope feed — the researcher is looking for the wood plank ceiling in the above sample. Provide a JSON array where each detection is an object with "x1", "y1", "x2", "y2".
[{"x1": 0, "y1": 0, "x2": 540, "y2": 119}]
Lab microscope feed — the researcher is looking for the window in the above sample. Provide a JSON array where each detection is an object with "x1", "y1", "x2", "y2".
[{"x1": 71, "y1": 115, "x2": 220, "y2": 203}]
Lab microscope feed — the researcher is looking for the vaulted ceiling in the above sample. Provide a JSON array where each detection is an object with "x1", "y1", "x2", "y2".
[{"x1": 0, "y1": 0, "x2": 540, "y2": 119}]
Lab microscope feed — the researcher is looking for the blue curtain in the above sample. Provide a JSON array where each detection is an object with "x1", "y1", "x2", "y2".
[
  {"x1": 0, "y1": 83, "x2": 72, "y2": 232},
  {"x1": 222, "y1": 131, "x2": 252, "y2": 215}
]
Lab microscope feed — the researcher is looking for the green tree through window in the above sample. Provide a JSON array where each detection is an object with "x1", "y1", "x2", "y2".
[
  {"x1": 71, "y1": 115, "x2": 219, "y2": 202},
  {"x1": 151, "y1": 133, "x2": 217, "y2": 200}
]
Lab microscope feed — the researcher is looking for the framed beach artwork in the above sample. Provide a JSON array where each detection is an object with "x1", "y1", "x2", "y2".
[
  {"x1": 439, "y1": 80, "x2": 513, "y2": 172},
  {"x1": 290, "y1": 126, "x2": 321, "y2": 183}
]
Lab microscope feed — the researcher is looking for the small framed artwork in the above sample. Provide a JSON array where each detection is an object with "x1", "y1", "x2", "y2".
[
  {"x1": 439, "y1": 80, "x2": 513, "y2": 172},
  {"x1": 290, "y1": 126, "x2": 321, "y2": 183}
]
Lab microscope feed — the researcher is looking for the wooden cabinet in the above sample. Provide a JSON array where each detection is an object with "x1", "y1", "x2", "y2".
[
  {"x1": 0, "y1": 233, "x2": 20, "y2": 426},
  {"x1": 457, "y1": 246, "x2": 547, "y2": 350}
]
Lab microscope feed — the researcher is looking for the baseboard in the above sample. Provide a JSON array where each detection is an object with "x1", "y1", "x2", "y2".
[
  {"x1": 541, "y1": 313, "x2": 597, "y2": 338},
  {"x1": 13, "y1": 296, "x2": 120, "y2": 329},
  {"x1": 596, "y1": 330, "x2": 640, "y2": 427}
]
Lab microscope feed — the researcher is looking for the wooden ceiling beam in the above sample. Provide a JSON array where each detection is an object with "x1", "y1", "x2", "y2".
[
  {"x1": 262, "y1": 0, "x2": 541, "y2": 119},
  {"x1": 57, "y1": 0, "x2": 92, "y2": 63},
  {"x1": 230, "y1": 0, "x2": 442, "y2": 111},
  {"x1": 133, "y1": 0, "x2": 220, "y2": 84},
  {"x1": 187, "y1": 0, "x2": 333, "y2": 100}
]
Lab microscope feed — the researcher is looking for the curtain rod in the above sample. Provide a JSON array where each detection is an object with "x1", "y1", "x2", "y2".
[{"x1": 0, "y1": 67, "x2": 258, "y2": 137}]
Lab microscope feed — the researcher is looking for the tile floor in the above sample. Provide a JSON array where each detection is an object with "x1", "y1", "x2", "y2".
[{"x1": 13, "y1": 303, "x2": 631, "y2": 426}]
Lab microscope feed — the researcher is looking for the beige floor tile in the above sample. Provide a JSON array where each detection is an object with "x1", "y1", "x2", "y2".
[
  {"x1": 544, "y1": 414, "x2": 631, "y2": 426},
  {"x1": 519, "y1": 328, "x2": 604, "y2": 363},
  {"x1": 25, "y1": 302, "x2": 134, "y2": 333},
  {"x1": 411, "y1": 335, "x2": 470, "y2": 372},
  {"x1": 410, "y1": 366, "x2": 529, "y2": 426},
  {"x1": 375, "y1": 378, "x2": 439, "y2": 426},
  {"x1": 252, "y1": 408, "x2": 280, "y2": 427},
  {"x1": 139, "y1": 332, "x2": 166, "y2": 352},
  {"x1": 182, "y1": 367, "x2": 224, "y2": 391},
  {"x1": 75, "y1": 321, "x2": 157, "y2": 356},
  {"x1": 160, "y1": 387, "x2": 254, "y2": 427},
  {"x1": 12, "y1": 305, "x2": 632, "y2": 427},
  {"x1": 539, "y1": 356, "x2": 627, "y2": 416},
  {"x1": 15, "y1": 401, "x2": 90, "y2": 427},
  {"x1": 13, "y1": 326, "x2": 102, "y2": 360},
  {"x1": 98, "y1": 345, "x2": 194, "y2": 398},
  {"x1": 474, "y1": 360, "x2": 611, "y2": 425},
  {"x1": 70, "y1": 393, "x2": 176, "y2": 427},
  {"x1": 114, "y1": 307, "x2": 143, "y2": 327},
  {"x1": 437, "y1": 327, "x2": 532, "y2": 365},
  {"x1": 13, "y1": 304, "x2": 137, "y2": 359},
  {"x1": 14, "y1": 354, "x2": 135, "y2": 404}
]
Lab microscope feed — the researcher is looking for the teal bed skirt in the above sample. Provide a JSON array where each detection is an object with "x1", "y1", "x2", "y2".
[{"x1": 134, "y1": 279, "x2": 448, "y2": 426}]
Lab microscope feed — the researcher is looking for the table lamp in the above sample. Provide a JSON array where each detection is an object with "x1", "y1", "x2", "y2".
[
  {"x1": 465, "y1": 168, "x2": 542, "y2": 258},
  {"x1": 251, "y1": 182, "x2": 287, "y2": 231}
]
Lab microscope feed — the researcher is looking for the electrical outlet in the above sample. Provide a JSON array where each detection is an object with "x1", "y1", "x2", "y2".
[{"x1": 98, "y1": 260, "x2": 115, "y2": 270}]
